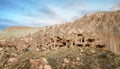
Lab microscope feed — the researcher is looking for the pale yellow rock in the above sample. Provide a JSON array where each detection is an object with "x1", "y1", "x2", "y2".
[
  {"x1": 64, "y1": 58, "x2": 70, "y2": 63},
  {"x1": 43, "y1": 65, "x2": 51, "y2": 69}
]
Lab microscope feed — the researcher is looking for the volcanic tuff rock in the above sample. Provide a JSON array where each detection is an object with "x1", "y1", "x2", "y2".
[{"x1": 0, "y1": 10, "x2": 120, "y2": 54}]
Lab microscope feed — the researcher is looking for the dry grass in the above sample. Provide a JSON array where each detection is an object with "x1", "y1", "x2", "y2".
[{"x1": 0, "y1": 46, "x2": 120, "y2": 69}]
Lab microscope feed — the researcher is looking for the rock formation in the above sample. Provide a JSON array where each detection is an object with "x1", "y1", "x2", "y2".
[{"x1": 0, "y1": 10, "x2": 120, "y2": 55}]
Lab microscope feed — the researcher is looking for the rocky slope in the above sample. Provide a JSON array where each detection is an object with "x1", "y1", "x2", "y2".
[
  {"x1": 2, "y1": 10, "x2": 119, "y2": 54},
  {"x1": 0, "y1": 10, "x2": 120, "y2": 69},
  {"x1": 3, "y1": 11, "x2": 120, "y2": 54},
  {"x1": 33, "y1": 10, "x2": 120, "y2": 54},
  {"x1": 0, "y1": 46, "x2": 120, "y2": 69}
]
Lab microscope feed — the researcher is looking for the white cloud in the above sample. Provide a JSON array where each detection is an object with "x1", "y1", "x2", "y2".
[
  {"x1": 63, "y1": 1, "x2": 85, "y2": 11},
  {"x1": 45, "y1": 2, "x2": 86, "y2": 23},
  {"x1": 13, "y1": 15, "x2": 65, "y2": 27},
  {"x1": 24, "y1": 17, "x2": 65, "y2": 26},
  {"x1": 109, "y1": 3, "x2": 120, "y2": 11},
  {"x1": 6, "y1": 2, "x2": 87, "y2": 27}
]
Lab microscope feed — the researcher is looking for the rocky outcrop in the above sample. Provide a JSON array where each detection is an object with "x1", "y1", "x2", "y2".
[{"x1": 0, "y1": 10, "x2": 120, "y2": 54}]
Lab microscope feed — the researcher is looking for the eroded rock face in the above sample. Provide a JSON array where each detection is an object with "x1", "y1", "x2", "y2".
[{"x1": 0, "y1": 10, "x2": 120, "y2": 54}]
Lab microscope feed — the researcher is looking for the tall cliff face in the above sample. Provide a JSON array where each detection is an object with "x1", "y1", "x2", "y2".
[
  {"x1": 33, "y1": 10, "x2": 120, "y2": 54},
  {"x1": 0, "y1": 10, "x2": 120, "y2": 54},
  {"x1": 72, "y1": 11, "x2": 120, "y2": 54},
  {"x1": 27, "y1": 10, "x2": 119, "y2": 54}
]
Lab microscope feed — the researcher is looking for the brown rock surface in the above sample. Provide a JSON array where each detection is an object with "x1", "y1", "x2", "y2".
[{"x1": 0, "y1": 10, "x2": 120, "y2": 54}]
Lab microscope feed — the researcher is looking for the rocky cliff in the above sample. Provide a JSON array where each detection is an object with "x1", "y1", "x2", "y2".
[
  {"x1": 0, "y1": 10, "x2": 120, "y2": 54},
  {"x1": 0, "y1": 10, "x2": 120, "y2": 69}
]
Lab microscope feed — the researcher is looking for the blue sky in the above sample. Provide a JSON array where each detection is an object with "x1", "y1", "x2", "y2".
[{"x1": 0, "y1": 0, "x2": 120, "y2": 30}]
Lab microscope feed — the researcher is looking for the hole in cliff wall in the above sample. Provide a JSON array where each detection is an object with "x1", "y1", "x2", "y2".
[
  {"x1": 56, "y1": 36, "x2": 62, "y2": 40},
  {"x1": 96, "y1": 45, "x2": 105, "y2": 48},
  {"x1": 59, "y1": 45, "x2": 64, "y2": 47},
  {"x1": 77, "y1": 34, "x2": 83, "y2": 36},
  {"x1": 76, "y1": 44, "x2": 83, "y2": 47},
  {"x1": 8, "y1": 45, "x2": 12, "y2": 48},
  {"x1": 62, "y1": 42, "x2": 66, "y2": 45},
  {"x1": 73, "y1": 42, "x2": 75, "y2": 46},
  {"x1": 66, "y1": 40, "x2": 70, "y2": 43},
  {"x1": 82, "y1": 37, "x2": 85, "y2": 42},
  {"x1": 85, "y1": 44, "x2": 91, "y2": 47},
  {"x1": 87, "y1": 39, "x2": 95, "y2": 42}
]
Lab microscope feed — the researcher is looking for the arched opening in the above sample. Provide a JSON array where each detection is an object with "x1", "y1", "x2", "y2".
[
  {"x1": 76, "y1": 44, "x2": 83, "y2": 47},
  {"x1": 85, "y1": 44, "x2": 91, "y2": 47},
  {"x1": 77, "y1": 34, "x2": 82, "y2": 36},
  {"x1": 62, "y1": 42, "x2": 66, "y2": 45},
  {"x1": 96, "y1": 45, "x2": 105, "y2": 48},
  {"x1": 87, "y1": 39, "x2": 95, "y2": 42}
]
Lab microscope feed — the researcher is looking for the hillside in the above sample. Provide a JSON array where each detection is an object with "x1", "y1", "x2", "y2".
[
  {"x1": 0, "y1": 26, "x2": 40, "y2": 41},
  {"x1": 0, "y1": 11, "x2": 120, "y2": 54},
  {"x1": 0, "y1": 10, "x2": 120, "y2": 69},
  {"x1": 2, "y1": 10, "x2": 119, "y2": 54},
  {"x1": 0, "y1": 47, "x2": 120, "y2": 69}
]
